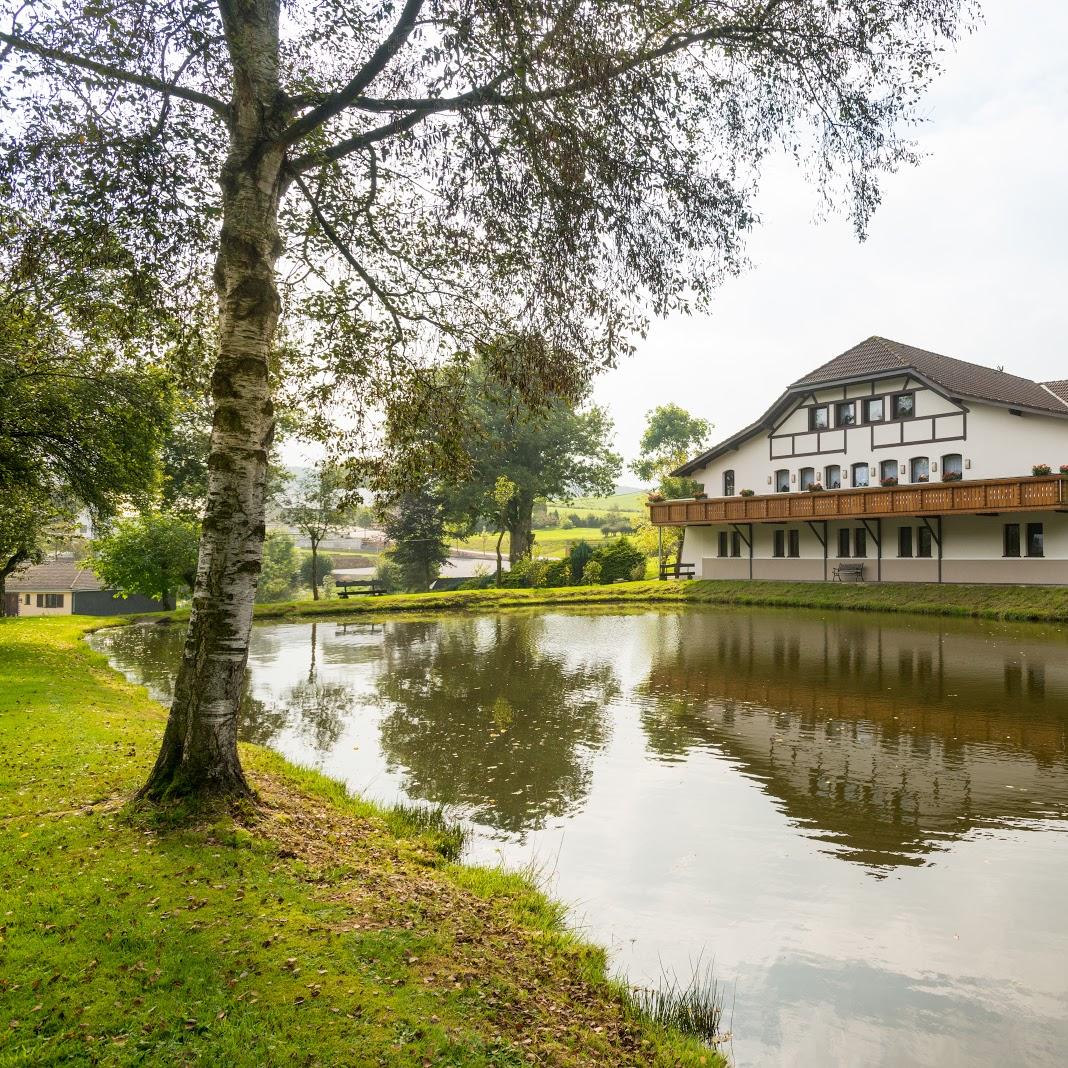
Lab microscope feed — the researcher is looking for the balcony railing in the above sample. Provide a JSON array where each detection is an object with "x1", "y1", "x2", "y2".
[{"x1": 647, "y1": 475, "x2": 1068, "y2": 526}]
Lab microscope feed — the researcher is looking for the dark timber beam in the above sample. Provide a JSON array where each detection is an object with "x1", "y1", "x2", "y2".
[{"x1": 806, "y1": 520, "x2": 828, "y2": 581}]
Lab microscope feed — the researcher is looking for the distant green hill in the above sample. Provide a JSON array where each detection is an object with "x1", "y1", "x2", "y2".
[{"x1": 547, "y1": 490, "x2": 647, "y2": 516}]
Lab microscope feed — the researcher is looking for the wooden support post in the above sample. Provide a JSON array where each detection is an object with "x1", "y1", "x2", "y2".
[
  {"x1": 749, "y1": 522, "x2": 754, "y2": 580},
  {"x1": 657, "y1": 525, "x2": 663, "y2": 581}
]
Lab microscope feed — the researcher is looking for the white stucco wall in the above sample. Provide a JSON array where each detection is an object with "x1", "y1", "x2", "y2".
[
  {"x1": 689, "y1": 379, "x2": 1068, "y2": 498},
  {"x1": 14, "y1": 592, "x2": 73, "y2": 616}
]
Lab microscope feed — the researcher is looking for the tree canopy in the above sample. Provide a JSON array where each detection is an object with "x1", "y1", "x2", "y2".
[{"x1": 0, "y1": 0, "x2": 975, "y2": 797}]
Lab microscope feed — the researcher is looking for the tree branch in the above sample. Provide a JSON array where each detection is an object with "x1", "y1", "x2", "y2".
[
  {"x1": 282, "y1": 0, "x2": 424, "y2": 145},
  {"x1": 0, "y1": 29, "x2": 230, "y2": 119}
]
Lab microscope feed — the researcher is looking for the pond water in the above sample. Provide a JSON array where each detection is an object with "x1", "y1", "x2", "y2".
[{"x1": 89, "y1": 607, "x2": 1068, "y2": 1067}]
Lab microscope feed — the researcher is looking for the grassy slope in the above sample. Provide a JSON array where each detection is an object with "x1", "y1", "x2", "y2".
[
  {"x1": 450, "y1": 527, "x2": 613, "y2": 560},
  {"x1": 547, "y1": 492, "x2": 646, "y2": 516},
  {"x1": 0, "y1": 617, "x2": 718, "y2": 1067},
  {"x1": 250, "y1": 578, "x2": 1068, "y2": 623}
]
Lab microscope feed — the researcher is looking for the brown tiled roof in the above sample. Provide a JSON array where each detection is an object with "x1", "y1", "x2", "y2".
[
  {"x1": 674, "y1": 336, "x2": 1068, "y2": 477},
  {"x1": 1042, "y1": 380, "x2": 1068, "y2": 406},
  {"x1": 6, "y1": 559, "x2": 103, "y2": 592},
  {"x1": 794, "y1": 336, "x2": 1068, "y2": 415}
]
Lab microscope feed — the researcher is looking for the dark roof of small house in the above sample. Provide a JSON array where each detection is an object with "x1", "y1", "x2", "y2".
[
  {"x1": 675, "y1": 336, "x2": 1068, "y2": 476},
  {"x1": 6, "y1": 559, "x2": 103, "y2": 592}
]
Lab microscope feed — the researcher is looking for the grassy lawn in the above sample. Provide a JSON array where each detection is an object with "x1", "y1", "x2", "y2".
[
  {"x1": 249, "y1": 578, "x2": 1068, "y2": 624},
  {"x1": 0, "y1": 617, "x2": 719, "y2": 1067},
  {"x1": 547, "y1": 492, "x2": 647, "y2": 517}
]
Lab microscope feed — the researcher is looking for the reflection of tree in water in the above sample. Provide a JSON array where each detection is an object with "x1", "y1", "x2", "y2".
[{"x1": 376, "y1": 616, "x2": 618, "y2": 833}]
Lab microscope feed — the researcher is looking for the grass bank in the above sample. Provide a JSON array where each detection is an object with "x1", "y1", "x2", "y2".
[
  {"x1": 0, "y1": 617, "x2": 720, "y2": 1067},
  {"x1": 249, "y1": 577, "x2": 1068, "y2": 624}
]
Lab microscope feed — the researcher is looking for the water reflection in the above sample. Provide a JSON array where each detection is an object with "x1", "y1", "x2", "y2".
[
  {"x1": 637, "y1": 612, "x2": 1068, "y2": 868},
  {"x1": 375, "y1": 616, "x2": 618, "y2": 832}
]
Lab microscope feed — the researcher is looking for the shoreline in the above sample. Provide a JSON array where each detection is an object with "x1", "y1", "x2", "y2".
[
  {"x1": 0, "y1": 616, "x2": 720, "y2": 1066},
  {"x1": 237, "y1": 578, "x2": 1068, "y2": 625}
]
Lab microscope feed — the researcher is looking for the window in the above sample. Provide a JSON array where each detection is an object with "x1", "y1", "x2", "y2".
[
  {"x1": 723, "y1": 470, "x2": 735, "y2": 496},
  {"x1": 23, "y1": 594, "x2": 30, "y2": 605},
  {"x1": 775, "y1": 469, "x2": 790, "y2": 492},
  {"x1": 1027, "y1": 523, "x2": 1044, "y2": 558},
  {"x1": 910, "y1": 456, "x2": 930, "y2": 483},
  {"x1": 837, "y1": 528, "x2": 851, "y2": 558},
  {"x1": 788, "y1": 529, "x2": 800, "y2": 558},
  {"x1": 38, "y1": 593, "x2": 64, "y2": 609},
  {"x1": 800, "y1": 467, "x2": 815, "y2": 490},
  {"x1": 942, "y1": 453, "x2": 963, "y2": 480},
  {"x1": 836, "y1": 401, "x2": 856, "y2": 426},
  {"x1": 898, "y1": 526, "x2": 913, "y2": 558},
  {"x1": 773, "y1": 530, "x2": 786, "y2": 558},
  {"x1": 892, "y1": 392, "x2": 915, "y2": 419},
  {"x1": 810, "y1": 406, "x2": 830, "y2": 431},
  {"x1": 917, "y1": 526, "x2": 933, "y2": 558},
  {"x1": 880, "y1": 459, "x2": 898, "y2": 484},
  {"x1": 1003, "y1": 523, "x2": 1020, "y2": 558},
  {"x1": 864, "y1": 397, "x2": 885, "y2": 423},
  {"x1": 718, "y1": 531, "x2": 729, "y2": 558},
  {"x1": 824, "y1": 465, "x2": 841, "y2": 489},
  {"x1": 854, "y1": 528, "x2": 867, "y2": 558},
  {"x1": 730, "y1": 531, "x2": 742, "y2": 558},
  {"x1": 36, "y1": 594, "x2": 43, "y2": 607},
  {"x1": 851, "y1": 462, "x2": 870, "y2": 488}
]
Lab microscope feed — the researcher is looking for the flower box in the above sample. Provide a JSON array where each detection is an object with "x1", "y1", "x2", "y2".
[
  {"x1": 739, "y1": 489, "x2": 755, "y2": 497},
  {"x1": 942, "y1": 471, "x2": 962, "y2": 482},
  {"x1": 916, "y1": 475, "x2": 929, "y2": 483},
  {"x1": 1059, "y1": 465, "x2": 1068, "y2": 475},
  {"x1": 880, "y1": 476, "x2": 898, "y2": 487},
  {"x1": 1033, "y1": 464, "x2": 1052, "y2": 476},
  {"x1": 805, "y1": 484, "x2": 825, "y2": 492}
]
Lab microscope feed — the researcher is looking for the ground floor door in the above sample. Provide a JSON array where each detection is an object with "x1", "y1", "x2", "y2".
[{"x1": 2, "y1": 592, "x2": 19, "y2": 616}]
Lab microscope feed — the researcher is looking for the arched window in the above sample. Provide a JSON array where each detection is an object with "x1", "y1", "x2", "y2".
[
  {"x1": 824, "y1": 465, "x2": 841, "y2": 489},
  {"x1": 942, "y1": 453, "x2": 963, "y2": 481},
  {"x1": 723, "y1": 470, "x2": 735, "y2": 496},
  {"x1": 851, "y1": 462, "x2": 870, "y2": 488},
  {"x1": 775, "y1": 469, "x2": 790, "y2": 492},
  {"x1": 910, "y1": 456, "x2": 930, "y2": 483},
  {"x1": 880, "y1": 459, "x2": 899, "y2": 485},
  {"x1": 800, "y1": 467, "x2": 815, "y2": 490}
]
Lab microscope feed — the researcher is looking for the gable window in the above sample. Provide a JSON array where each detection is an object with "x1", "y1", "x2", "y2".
[
  {"x1": 898, "y1": 526, "x2": 913, "y2": 558},
  {"x1": 775, "y1": 469, "x2": 790, "y2": 493},
  {"x1": 788, "y1": 529, "x2": 800, "y2": 558},
  {"x1": 800, "y1": 467, "x2": 816, "y2": 490},
  {"x1": 892, "y1": 392, "x2": 915, "y2": 419},
  {"x1": 942, "y1": 453, "x2": 963, "y2": 480},
  {"x1": 837, "y1": 528, "x2": 851, "y2": 558},
  {"x1": 824, "y1": 465, "x2": 841, "y2": 489},
  {"x1": 854, "y1": 528, "x2": 867, "y2": 558},
  {"x1": 718, "y1": 531, "x2": 729, "y2": 558},
  {"x1": 723, "y1": 470, "x2": 735, "y2": 496},
  {"x1": 1003, "y1": 523, "x2": 1020, "y2": 558},
  {"x1": 1027, "y1": 523, "x2": 1044, "y2": 558},
  {"x1": 851, "y1": 463, "x2": 870, "y2": 488},
  {"x1": 730, "y1": 531, "x2": 742, "y2": 558},
  {"x1": 880, "y1": 459, "x2": 899, "y2": 484},
  {"x1": 917, "y1": 526, "x2": 933, "y2": 558},
  {"x1": 910, "y1": 457, "x2": 930, "y2": 483},
  {"x1": 773, "y1": 530, "x2": 786, "y2": 558},
  {"x1": 809, "y1": 406, "x2": 830, "y2": 431},
  {"x1": 864, "y1": 397, "x2": 885, "y2": 423},
  {"x1": 835, "y1": 401, "x2": 856, "y2": 427}
]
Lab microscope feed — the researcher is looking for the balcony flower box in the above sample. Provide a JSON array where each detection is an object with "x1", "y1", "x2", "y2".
[
  {"x1": 694, "y1": 492, "x2": 708, "y2": 500},
  {"x1": 647, "y1": 492, "x2": 665, "y2": 503},
  {"x1": 740, "y1": 489, "x2": 755, "y2": 497},
  {"x1": 942, "y1": 470, "x2": 962, "y2": 482},
  {"x1": 805, "y1": 483, "x2": 825, "y2": 492},
  {"x1": 1059, "y1": 465, "x2": 1068, "y2": 475},
  {"x1": 880, "y1": 476, "x2": 898, "y2": 487},
  {"x1": 1033, "y1": 464, "x2": 1052, "y2": 476},
  {"x1": 916, "y1": 475, "x2": 929, "y2": 483}
]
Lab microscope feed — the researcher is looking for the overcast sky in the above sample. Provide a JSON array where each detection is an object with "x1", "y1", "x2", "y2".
[{"x1": 599, "y1": 0, "x2": 1068, "y2": 478}]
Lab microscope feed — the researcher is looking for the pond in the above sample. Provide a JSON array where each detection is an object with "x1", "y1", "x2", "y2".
[{"x1": 89, "y1": 607, "x2": 1068, "y2": 1067}]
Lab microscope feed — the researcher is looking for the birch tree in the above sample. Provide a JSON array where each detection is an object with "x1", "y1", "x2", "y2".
[{"x1": 0, "y1": 0, "x2": 974, "y2": 799}]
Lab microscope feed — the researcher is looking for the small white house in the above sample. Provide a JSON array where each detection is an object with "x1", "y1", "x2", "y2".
[
  {"x1": 649, "y1": 337, "x2": 1068, "y2": 584},
  {"x1": 4, "y1": 559, "x2": 168, "y2": 616}
]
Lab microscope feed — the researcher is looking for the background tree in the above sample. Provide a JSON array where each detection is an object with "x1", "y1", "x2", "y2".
[
  {"x1": 0, "y1": 492, "x2": 49, "y2": 613},
  {"x1": 488, "y1": 476, "x2": 517, "y2": 586},
  {"x1": 445, "y1": 363, "x2": 620, "y2": 563},
  {"x1": 299, "y1": 551, "x2": 335, "y2": 592},
  {"x1": 382, "y1": 491, "x2": 451, "y2": 592},
  {"x1": 0, "y1": 0, "x2": 974, "y2": 799},
  {"x1": 283, "y1": 467, "x2": 351, "y2": 600},
  {"x1": 632, "y1": 404, "x2": 712, "y2": 499},
  {"x1": 256, "y1": 532, "x2": 300, "y2": 603},
  {"x1": 90, "y1": 513, "x2": 200, "y2": 609}
]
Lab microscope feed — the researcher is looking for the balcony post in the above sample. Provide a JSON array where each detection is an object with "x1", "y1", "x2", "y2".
[{"x1": 657, "y1": 525, "x2": 663, "y2": 581}]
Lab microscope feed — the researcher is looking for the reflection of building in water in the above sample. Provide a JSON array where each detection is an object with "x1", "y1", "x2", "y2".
[{"x1": 640, "y1": 612, "x2": 1068, "y2": 867}]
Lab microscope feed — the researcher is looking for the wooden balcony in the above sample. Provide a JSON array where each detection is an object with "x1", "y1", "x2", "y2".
[{"x1": 648, "y1": 475, "x2": 1068, "y2": 526}]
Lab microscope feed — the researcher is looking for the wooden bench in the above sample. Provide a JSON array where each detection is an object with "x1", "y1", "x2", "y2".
[
  {"x1": 336, "y1": 578, "x2": 385, "y2": 597},
  {"x1": 659, "y1": 562, "x2": 697, "y2": 581},
  {"x1": 832, "y1": 563, "x2": 865, "y2": 583}
]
